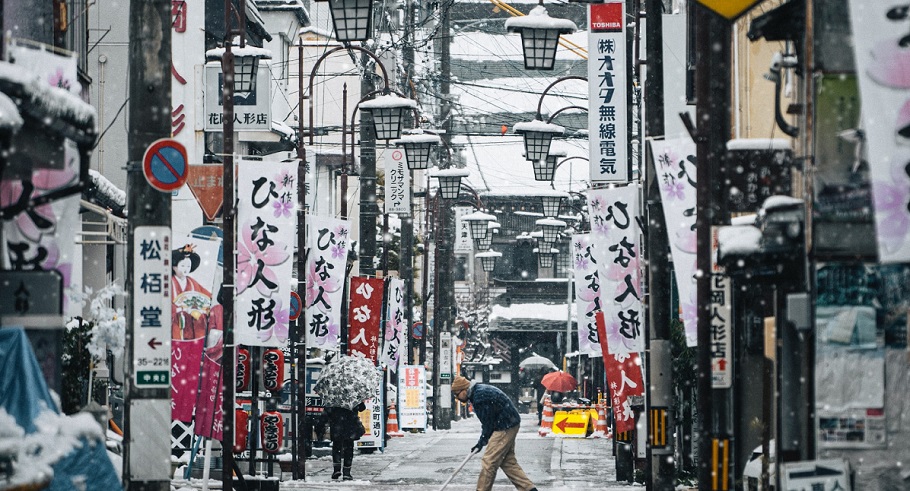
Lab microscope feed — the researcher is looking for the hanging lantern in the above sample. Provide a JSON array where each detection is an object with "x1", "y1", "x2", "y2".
[
  {"x1": 260, "y1": 411, "x2": 284, "y2": 454},
  {"x1": 476, "y1": 250, "x2": 502, "y2": 273},
  {"x1": 315, "y1": 0, "x2": 374, "y2": 42},
  {"x1": 541, "y1": 193, "x2": 567, "y2": 218},
  {"x1": 504, "y1": 4, "x2": 577, "y2": 70},
  {"x1": 394, "y1": 132, "x2": 440, "y2": 170},
  {"x1": 236, "y1": 347, "x2": 251, "y2": 392},
  {"x1": 537, "y1": 217, "x2": 567, "y2": 243},
  {"x1": 234, "y1": 409, "x2": 249, "y2": 453},
  {"x1": 514, "y1": 120, "x2": 565, "y2": 162},
  {"x1": 261, "y1": 349, "x2": 285, "y2": 393},
  {"x1": 206, "y1": 45, "x2": 272, "y2": 93},
  {"x1": 463, "y1": 211, "x2": 497, "y2": 240},
  {"x1": 535, "y1": 247, "x2": 559, "y2": 268},
  {"x1": 431, "y1": 168, "x2": 470, "y2": 199},
  {"x1": 360, "y1": 94, "x2": 418, "y2": 141}
]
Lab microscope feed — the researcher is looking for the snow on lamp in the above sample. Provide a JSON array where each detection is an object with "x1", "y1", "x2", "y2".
[
  {"x1": 504, "y1": 3, "x2": 577, "y2": 70},
  {"x1": 431, "y1": 168, "x2": 470, "y2": 200},
  {"x1": 536, "y1": 217, "x2": 567, "y2": 244},
  {"x1": 394, "y1": 133, "x2": 440, "y2": 170},
  {"x1": 463, "y1": 211, "x2": 497, "y2": 240},
  {"x1": 515, "y1": 120, "x2": 565, "y2": 162},
  {"x1": 360, "y1": 94, "x2": 417, "y2": 141},
  {"x1": 206, "y1": 45, "x2": 272, "y2": 93},
  {"x1": 316, "y1": 0, "x2": 373, "y2": 42},
  {"x1": 476, "y1": 250, "x2": 502, "y2": 273},
  {"x1": 534, "y1": 247, "x2": 559, "y2": 268}
]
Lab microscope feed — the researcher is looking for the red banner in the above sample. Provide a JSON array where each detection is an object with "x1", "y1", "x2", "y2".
[
  {"x1": 595, "y1": 312, "x2": 644, "y2": 434},
  {"x1": 348, "y1": 277, "x2": 384, "y2": 362},
  {"x1": 171, "y1": 338, "x2": 205, "y2": 422}
]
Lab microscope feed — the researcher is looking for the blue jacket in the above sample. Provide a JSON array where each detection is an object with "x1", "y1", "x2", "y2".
[{"x1": 467, "y1": 382, "x2": 521, "y2": 448}]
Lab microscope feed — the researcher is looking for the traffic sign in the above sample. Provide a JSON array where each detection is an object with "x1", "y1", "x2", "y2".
[
  {"x1": 782, "y1": 459, "x2": 851, "y2": 491},
  {"x1": 143, "y1": 138, "x2": 189, "y2": 192},
  {"x1": 187, "y1": 164, "x2": 224, "y2": 220},
  {"x1": 696, "y1": 0, "x2": 766, "y2": 21},
  {"x1": 289, "y1": 291, "x2": 302, "y2": 321},
  {"x1": 551, "y1": 409, "x2": 590, "y2": 437}
]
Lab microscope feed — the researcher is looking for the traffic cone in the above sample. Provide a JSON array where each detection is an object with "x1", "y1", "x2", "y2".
[
  {"x1": 538, "y1": 396, "x2": 554, "y2": 437},
  {"x1": 591, "y1": 403, "x2": 608, "y2": 438},
  {"x1": 386, "y1": 404, "x2": 404, "y2": 438}
]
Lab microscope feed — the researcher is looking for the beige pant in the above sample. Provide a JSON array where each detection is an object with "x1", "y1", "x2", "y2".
[{"x1": 476, "y1": 425, "x2": 535, "y2": 491}]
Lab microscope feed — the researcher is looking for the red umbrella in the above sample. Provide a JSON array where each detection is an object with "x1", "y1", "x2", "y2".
[{"x1": 541, "y1": 371, "x2": 577, "y2": 392}]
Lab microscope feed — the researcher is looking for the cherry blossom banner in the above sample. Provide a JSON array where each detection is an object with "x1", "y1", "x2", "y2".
[
  {"x1": 587, "y1": 185, "x2": 643, "y2": 354},
  {"x1": 235, "y1": 160, "x2": 296, "y2": 347},
  {"x1": 305, "y1": 216, "x2": 352, "y2": 349},
  {"x1": 572, "y1": 234, "x2": 602, "y2": 357},
  {"x1": 848, "y1": 2, "x2": 910, "y2": 263},
  {"x1": 649, "y1": 137, "x2": 698, "y2": 346},
  {"x1": 348, "y1": 277, "x2": 384, "y2": 363},
  {"x1": 596, "y1": 311, "x2": 644, "y2": 434},
  {"x1": 380, "y1": 277, "x2": 406, "y2": 372}
]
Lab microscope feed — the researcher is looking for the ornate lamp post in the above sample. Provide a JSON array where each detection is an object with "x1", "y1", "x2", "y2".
[
  {"x1": 476, "y1": 250, "x2": 502, "y2": 273},
  {"x1": 515, "y1": 119, "x2": 565, "y2": 163},
  {"x1": 505, "y1": 1, "x2": 577, "y2": 70},
  {"x1": 533, "y1": 148, "x2": 566, "y2": 182},
  {"x1": 359, "y1": 93, "x2": 418, "y2": 141},
  {"x1": 431, "y1": 168, "x2": 470, "y2": 199},
  {"x1": 540, "y1": 192, "x2": 567, "y2": 218},
  {"x1": 535, "y1": 247, "x2": 559, "y2": 269},
  {"x1": 475, "y1": 222, "x2": 499, "y2": 252},
  {"x1": 537, "y1": 217, "x2": 567, "y2": 244},
  {"x1": 315, "y1": 0, "x2": 374, "y2": 42},
  {"x1": 394, "y1": 132, "x2": 441, "y2": 170},
  {"x1": 463, "y1": 211, "x2": 497, "y2": 241}
]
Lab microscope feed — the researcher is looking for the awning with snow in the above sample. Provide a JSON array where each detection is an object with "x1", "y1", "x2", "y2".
[{"x1": 488, "y1": 301, "x2": 575, "y2": 333}]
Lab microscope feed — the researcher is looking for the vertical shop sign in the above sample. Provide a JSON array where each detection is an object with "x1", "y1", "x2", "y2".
[
  {"x1": 573, "y1": 234, "x2": 602, "y2": 356},
  {"x1": 133, "y1": 226, "x2": 172, "y2": 388},
  {"x1": 380, "y1": 278, "x2": 407, "y2": 371},
  {"x1": 305, "y1": 216, "x2": 352, "y2": 349},
  {"x1": 348, "y1": 277, "x2": 385, "y2": 363},
  {"x1": 385, "y1": 149, "x2": 411, "y2": 216},
  {"x1": 588, "y1": 1, "x2": 629, "y2": 183},
  {"x1": 596, "y1": 312, "x2": 644, "y2": 434}
]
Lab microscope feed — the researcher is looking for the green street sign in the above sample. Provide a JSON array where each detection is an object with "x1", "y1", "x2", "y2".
[{"x1": 136, "y1": 371, "x2": 170, "y2": 386}]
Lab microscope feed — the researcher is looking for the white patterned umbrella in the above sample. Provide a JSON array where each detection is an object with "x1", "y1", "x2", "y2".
[
  {"x1": 313, "y1": 354, "x2": 379, "y2": 410},
  {"x1": 519, "y1": 354, "x2": 557, "y2": 370}
]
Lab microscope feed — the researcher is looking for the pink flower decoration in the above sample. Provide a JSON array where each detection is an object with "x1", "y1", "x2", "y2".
[
  {"x1": 867, "y1": 37, "x2": 910, "y2": 89},
  {"x1": 272, "y1": 199, "x2": 292, "y2": 218}
]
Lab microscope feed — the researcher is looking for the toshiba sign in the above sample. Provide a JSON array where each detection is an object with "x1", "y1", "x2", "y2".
[{"x1": 590, "y1": 2, "x2": 623, "y2": 32}]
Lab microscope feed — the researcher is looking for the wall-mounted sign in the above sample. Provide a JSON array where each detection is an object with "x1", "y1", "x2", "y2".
[{"x1": 203, "y1": 62, "x2": 272, "y2": 132}]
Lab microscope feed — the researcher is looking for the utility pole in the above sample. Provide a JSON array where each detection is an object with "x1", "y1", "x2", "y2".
[
  {"x1": 359, "y1": 51, "x2": 378, "y2": 279},
  {"x1": 123, "y1": 0, "x2": 172, "y2": 489},
  {"x1": 401, "y1": 0, "x2": 416, "y2": 364},
  {"x1": 694, "y1": 4, "x2": 731, "y2": 490},
  {"x1": 644, "y1": 0, "x2": 674, "y2": 489}
]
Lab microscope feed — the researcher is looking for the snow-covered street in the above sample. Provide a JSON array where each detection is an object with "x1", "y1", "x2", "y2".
[{"x1": 173, "y1": 413, "x2": 644, "y2": 490}]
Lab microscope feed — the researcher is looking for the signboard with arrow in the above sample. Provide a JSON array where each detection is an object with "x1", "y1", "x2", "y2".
[
  {"x1": 133, "y1": 226, "x2": 172, "y2": 388},
  {"x1": 782, "y1": 459, "x2": 852, "y2": 491}
]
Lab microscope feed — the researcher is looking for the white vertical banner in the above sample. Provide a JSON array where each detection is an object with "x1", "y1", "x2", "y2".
[
  {"x1": 848, "y1": 2, "x2": 910, "y2": 263},
  {"x1": 170, "y1": 0, "x2": 203, "y2": 155},
  {"x1": 588, "y1": 1, "x2": 629, "y2": 183},
  {"x1": 453, "y1": 206, "x2": 474, "y2": 253},
  {"x1": 587, "y1": 185, "x2": 643, "y2": 354},
  {"x1": 650, "y1": 136, "x2": 699, "y2": 346},
  {"x1": 397, "y1": 365, "x2": 428, "y2": 430},
  {"x1": 572, "y1": 234, "x2": 602, "y2": 356},
  {"x1": 304, "y1": 216, "x2": 352, "y2": 349},
  {"x1": 381, "y1": 277, "x2": 407, "y2": 372},
  {"x1": 235, "y1": 160, "x2": 297, "y2": 347},
  {"x1": 384, "y1": 148, "x2": 411, "y2": 216}
]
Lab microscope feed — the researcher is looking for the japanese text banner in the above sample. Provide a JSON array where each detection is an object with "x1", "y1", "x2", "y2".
[
  {"x1": 848, "y1": 2, "x2": 910, "y2": 263},
  {"x1": 348, "y1": 277, "x2": 384, "y2": 364},
  {"x1": 380, "y1": 277, "x2": 407, "y2": 372},
  {"x1": 305, "y1": 216, "x2": 352, "y2": 349},
  {"x1": 587, "y1": 185, "x2": 643, "y2": 354},
  {"x1": 235, "y1": 160, "x2": 297, "y2": 347},
  {"x1": 649, "y1": 137, "x2": 698, "y2": 346},
  {"x1": 572, "y1": 234, "x2": 602, "y2": 357},
  {"x1": 596, "y1": 312, "x2": 644, "y2": 435},
  {"x1": 384, "y1": 148, "x2": 411, "y2": 216},
  {"x1": 588, "y1": 1, "x2": 629, "y2": 183}
]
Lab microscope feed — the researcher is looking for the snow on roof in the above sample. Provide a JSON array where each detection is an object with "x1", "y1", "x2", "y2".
[
  {"x1": 760, "y1": 195, "x2": 803, "y2": 213},
  {"x1": 0, "y1": 91, "x2": 23, "y2": 132},
  {"x1": 726, "y1": 138, "x2": 791, "y2": 151},
  {"x1": 536, "y1": 217, "x2": 567, "y2": 227},
  {"x1": 717, "y1": 225, "x2": 762, "y2": 257},
  {"x1": 532, "y1": 247, "x2": 560, "y2": 254},
  {"x1": 359, "y1": 93, "x2": 418, "y2": 110},
  {"x1": 205, "y1": 45, "x2": 273, "y2": 60},
  {"x1": 392, "y1": 133, "x2": 441, "y2": 145},
  {"x1": 514, "y1": 119, "x2": 565, "y2": 135},
  {"x1": 89, "y1": 170, "x2": 127, "y2": 208},
  {"x1": 504, "y1": 5, "x2": 578, "y2": 33},
  {"x1": 731, "y1": 214, "x2": 757, "y2": 226},
  {"x1": 272, "y1": 120, "x2": 296, "y2": 140},
  {"x1": 0, "y1": 62, "x2": 96, "y2": 129},
  {"x1": 299, "y1": 26, "x2": 335, "y2": 39},
  {"x1": 490, "y1": 302, "x2": 575, "y2": 322}
]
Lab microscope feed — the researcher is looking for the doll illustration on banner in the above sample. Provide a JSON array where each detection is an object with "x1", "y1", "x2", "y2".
[{"x1": 172, "y1": 243, "x2": 212, "y2": 340}]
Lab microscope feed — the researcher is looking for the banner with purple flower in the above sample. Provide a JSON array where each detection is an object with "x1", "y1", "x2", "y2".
[
  {"x1": 587, "y1": 185, "x2": 642, "y2": 355},
  {"x1": 235, "y1": 160, "x2": 297, "y2": 347},
  {"x1": 650, "y1": 137, "x2": 698, "y2": 346},
  {"x1": 305, "y1": 216, "x2": 351, "y2": 349},
  {"x1": 848, "y1": 2, "x2": 910, "y2": 263},
  {"x1": 572, "y1": 234, "x2": 602, "y2": 357},
  {"x1": 380, "y1": 277, "x2": 406, "y2": 372}
]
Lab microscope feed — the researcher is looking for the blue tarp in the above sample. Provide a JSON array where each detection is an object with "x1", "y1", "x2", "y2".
[{"x1": 0, "y1": 327, "x2": 122, "y2": 490}]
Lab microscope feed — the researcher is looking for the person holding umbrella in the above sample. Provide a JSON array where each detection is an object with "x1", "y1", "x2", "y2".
[
  {"x1": 324, "y1": 401, "x2": 366, "y2": 480},
  {"x1": 451, "y1": 376, "x2": 538, "y2": 491}
]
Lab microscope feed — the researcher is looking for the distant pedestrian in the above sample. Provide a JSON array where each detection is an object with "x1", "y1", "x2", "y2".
[
  {"x1": 324, "y1": 401, "x2": 366, "y2": 480},
  {"x1": 452, "y1": 376, "x2": 538, "y2": 491}
]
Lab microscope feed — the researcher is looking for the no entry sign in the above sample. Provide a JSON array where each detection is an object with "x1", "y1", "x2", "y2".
[{"x1": 143, "y1": 138, "x2": 189, "y2": 192}]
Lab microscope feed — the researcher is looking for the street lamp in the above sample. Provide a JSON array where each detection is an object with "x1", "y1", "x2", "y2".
[
  {"x1": 533, "y1": 148, "x2": 567, "y2": 182},
  {"x1": 515, "y1": 120, "x2": 565, "y2": 162},
  {"x1": 359, "y1": 93, "x2": 418, "y2": 141},
  {"x1": 476, "y1": 250, "x2": 502, "y2": 273},
  {"x1": 394, "y1": 132, "x2": 441, "y2": 170},
  {"x1": 463, "y1": 211, "x2": 497, "y2": 240},
  {"x1": 315, "y1": 0, "x2": 373, "y2": 42},
  {"x1": 537, "y1": 217, "x2": 567, "y2": 244},
  {"x1": 534, "y1": 247, "x2": 559, "y2": 268},
  {"x1": 505, "y1": 2, "x2": 578, "y2": 70},
  {"x1": 431, "y1": 168, "x2": 470, "y2": 199},
  {"x1": 475, "y1": 222, "x2": 500, "y2": 252},
  {"x1": 540, "y1": 192, "x2": 567, "y2": 218}
]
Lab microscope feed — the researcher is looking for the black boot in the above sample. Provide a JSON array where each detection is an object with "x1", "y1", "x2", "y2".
[
  {"x1": 342, "y1": 466, "x2": 353, "y2": 481},
  {"x1": 331, "y1": 462, "x2": 342, "y2": 480}
]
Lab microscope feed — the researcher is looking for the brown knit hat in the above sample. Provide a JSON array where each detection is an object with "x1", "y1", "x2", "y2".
[{"x1": 451, "y1": 376, "x2": 470, "y2": 394}]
